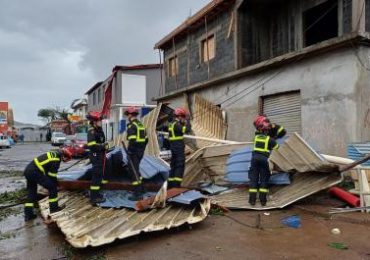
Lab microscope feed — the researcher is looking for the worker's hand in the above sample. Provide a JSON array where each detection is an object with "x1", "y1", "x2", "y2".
[{"x1": 104, "y1": 142, "x2": 109, "y2": 150}]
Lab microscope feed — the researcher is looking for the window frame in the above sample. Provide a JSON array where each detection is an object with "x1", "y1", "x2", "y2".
[{"x1": 200, "y1": 33, "x2": 216, "y2": 63}]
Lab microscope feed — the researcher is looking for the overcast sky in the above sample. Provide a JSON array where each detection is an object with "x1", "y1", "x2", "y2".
[{"x1": 0, "y1": 0, "x2": 210, "y2": 125}]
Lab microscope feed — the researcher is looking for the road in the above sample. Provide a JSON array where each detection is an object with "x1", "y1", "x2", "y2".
[{"x1": 0, "y1": 143, "x2": 369, "y2": 259}]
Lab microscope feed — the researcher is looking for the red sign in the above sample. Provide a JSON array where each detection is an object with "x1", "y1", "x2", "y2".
[{"x1": 0, "y1": 102, "x2": 9, "y2": 134}]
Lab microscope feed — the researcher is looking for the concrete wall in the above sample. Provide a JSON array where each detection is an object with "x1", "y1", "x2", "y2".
[
  {"x1": 87, "y1": 84, "x2": 105, "y2": 112},
  {"x1": 162, "y1": 46, "x2": 368, "y2": 156},
  {"x1": 163, "y1": 10, "x2": 235, "y2": 93}
]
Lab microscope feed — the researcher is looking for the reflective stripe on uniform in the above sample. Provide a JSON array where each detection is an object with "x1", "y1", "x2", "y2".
[
  {"x1": 90, "y1": 186, "x2": 100, "y2": 191},
  {"x1": 132, "y1": 180, "x2": 142, "y2": 186},
  {"x1": 168, "y1": 177, "x2": 183, "y2": 182},
  {"x1": 25, "y1": 203, "x2": 34, "y2": 207},
  {"x1": 273, "y1": 144, "x2": 279, "y2": 150},
  {"x1": 34, "y1": 152, "x2": 60, "y2": 174},
  {"x1": 102, "y1": 179, "x2": 109, "y2": 184},
  {"x1": 253, "y1": 135, "x2": 270, "y2": 153},
  {"x1": 169, "y1": 121, "x2": 184, "y2": 141},
  {"x1": 249, "y1": 188, "x2": 258, "y2": 193},
  {"x1": 87, "y1": 141, "x2": 97, "y2": 146},
  {"x1": 259, "y1": 188, "x2": 269, "y2": 193},
  {"x1": 277, "y1": 126, "x2": 284, "y2": 135},
  {"x1": 48, "y1": 172, "x2": 57, "y2": 177},
  {"x1": 49, "y1": 197, "x2": 58, "y2": 203},
  {"x1": 128, "y1": 121, "x2": 147, "y2": 143}
]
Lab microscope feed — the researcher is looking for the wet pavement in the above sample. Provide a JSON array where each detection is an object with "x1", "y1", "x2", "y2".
[
  {"x1": 0, "y1": 143, "x2": 53, "y2": 172},
  {"x1": 0, "y1": 144, "x2": 370, "y2": 259}
]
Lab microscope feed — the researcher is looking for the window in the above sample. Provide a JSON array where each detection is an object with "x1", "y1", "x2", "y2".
[
  {"x1": 303, "y1": 0, "x2": 338, "y2": 47},
  {"x1": 93, "y1": 92, "x2": 96, "y2": 106},
  {"x1": 201, "y1": 34, "x2": 215, "y2": 62},
  {"x1": 168, "y1": 56, "x2": 178, "y2": 77},
  {"x1": 98, "y1": 88, "x2": 101, "y2": 103}
]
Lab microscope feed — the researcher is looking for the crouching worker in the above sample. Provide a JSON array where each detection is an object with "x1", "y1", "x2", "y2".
[
  {"x1": 125, "y1": 107, "x2": 148, "y2": 201},
  {"x1": 249, "y1": 116, "x2": 279, "y2": 206},
  {"x1": 24, "y1": 148, "x2": 72, "y2": 221}
]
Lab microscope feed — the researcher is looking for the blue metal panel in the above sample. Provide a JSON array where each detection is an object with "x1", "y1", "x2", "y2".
[
  {"x1": 347, "y1": 143, "x2": 370, "y2": 166},
  {"x1": 168, "y1": 190, "x2": 205, "y2": 205},
  {"x1": 141, "y1": 107, "x2": 153, "y2": 117},
  {"x1": 225, "y1": 145, "x2": 291, "y2": 185},
  {"x1": 98, "y1": 190, "x2": 157, "y2": 209},
  {"x1": 119, "y1": 119, "x2": 126, "y2": 134}
]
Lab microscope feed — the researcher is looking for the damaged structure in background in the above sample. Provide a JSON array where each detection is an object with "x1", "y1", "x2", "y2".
[{"x1": 154, "y1": 0, "x2": 370, "y2": 157}]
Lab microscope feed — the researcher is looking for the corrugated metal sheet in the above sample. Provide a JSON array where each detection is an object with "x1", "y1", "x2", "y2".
[
  {"x1": 167, "y1": 190, "x2": 206, "y2": 205},
  {"x1": 39, "y1": 191, "x2": 211, "y2": 248},
  {"x1": 269, "y1": 133, "x2": 338, "y2": 173},
  {"x1": 189, "y1": 94, "x2": 227, "y2": 149},
  {"x1": 263, "y1": 91, "x2": 302, "y2": 134},
  {"x1": 347, "y1": 143, "x2": 370, "y2": 167},
  {"x1": 113, "y1": 104, "x2": 163, "y2": 158}
]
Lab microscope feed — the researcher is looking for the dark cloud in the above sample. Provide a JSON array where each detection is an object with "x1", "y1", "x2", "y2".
[{"x1": 0, "y1": 0, "x2": 209, "y2": 124}]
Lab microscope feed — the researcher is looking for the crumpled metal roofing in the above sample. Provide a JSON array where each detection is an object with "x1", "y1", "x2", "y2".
[
  {"x1": 57, "y1": 148, "x2": 170, "y2": 181},
  {"x1": 212, "y1": 133, "x2": 343, "y2": 210},
  {"x1": 39, "y1": 191, "x2": 211, "y2": 248},
  {"x1": 347, "y1": 142, "x2": 370, "y2": 167},
  {"x1": 269, "y1": 133, "x2": 339, "y2": 173}
]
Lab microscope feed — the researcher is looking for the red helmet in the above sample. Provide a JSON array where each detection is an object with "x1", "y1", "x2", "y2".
[
  {"x1": 174, "y1": 107, "x2": 187, "y2": 117},
  {"x1": 259, "y1": 121, "x2": 271, "y2": 132},
  {"x1": 86, "y1": 111, "x2": 102, "y2": 121},
  {"x1": 253, "y1": 115, "x2": 267, "y2": 128},
  {"x1": 60, "y1": 147, "x2": 73, "y2": 162},
  {"x1": 124, "y1": 106, "x2": 139, "y2": 116}
]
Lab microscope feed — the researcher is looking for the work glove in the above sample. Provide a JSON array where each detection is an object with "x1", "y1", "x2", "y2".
[{"x1": 104, "y1": 142, "x2": 110, "y2": 150}]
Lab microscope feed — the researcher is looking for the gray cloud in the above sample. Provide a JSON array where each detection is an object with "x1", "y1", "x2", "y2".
[{"x1": 0, "y1": 0, "x2": 209, "y2": 124}]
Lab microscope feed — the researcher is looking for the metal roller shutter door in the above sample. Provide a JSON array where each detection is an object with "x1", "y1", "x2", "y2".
[{"x1": 262, "y1": 91, "x2": 302, "y2": 134}]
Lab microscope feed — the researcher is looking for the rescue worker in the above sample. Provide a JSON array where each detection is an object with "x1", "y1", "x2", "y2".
[
  {"x1": 254, "y1": 115, "x2": 286, "y2": 139},
  {"x1": 24, "y1": 148, "x2": 72, "y2": 221},
  {"x1": 87, "y1": 111, "x2": 108, "y2": 204},
  {"x1": 249, "y1": 117, "x2": 279, "y2": 206},
  {"x1": 125, "y1": 107, "x2": 148, "y2": 201},
  {"x1": 167, "y1": 108, "x2": 191, "y2": 189}
]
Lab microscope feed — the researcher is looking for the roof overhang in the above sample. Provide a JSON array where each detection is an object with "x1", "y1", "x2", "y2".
[{"x1": 155, "y1": 0, "x2": 236, "y2": 50}]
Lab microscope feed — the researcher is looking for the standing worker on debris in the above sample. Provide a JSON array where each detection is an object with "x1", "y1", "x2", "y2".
[
  {"x1": 125, "y1": 107, "x2": 148, "y2": 200},
  {"x1": 249, "y1": 116, "x2": 279, "y2": 206},
  {"x1": 166, "y1": 107, "x2": 191, "y2": 189},
  {"x1": 87, "y1": 111, "x2": 108, "y2": 204},
  {"x1": 24, "y1": 148, "x2": 72, "y2": 221}
]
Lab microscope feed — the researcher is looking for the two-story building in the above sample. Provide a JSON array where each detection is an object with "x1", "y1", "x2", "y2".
[
  {"x1": 154, "y1": 0, "x2": 370, "y2": 156},
  {"x1": 86, "y1": 64, "x2": 162, "y2": 140}
]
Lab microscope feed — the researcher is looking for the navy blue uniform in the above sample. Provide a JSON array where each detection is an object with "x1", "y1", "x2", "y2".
[
  {"x1": 248, "y1": 132, "x2": 279, "y2": 206},
  {"x1": 24, "y1": 151, "x2": 61, "y2": 220},
  {"x1": 87, "y1": 126, "x2": 106, "y2": 202},
  {"x1": 126, "y1": 119, "x2": 148, "y2": 187},
  {"x1": 167, "y1": 119, "x2": 191, "y2": 188}
]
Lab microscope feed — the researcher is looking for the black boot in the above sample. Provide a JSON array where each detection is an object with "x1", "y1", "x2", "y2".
[
  {"x1": 24, "y1": 207, "x2": 37, "y2": 221},
  {"x1": 259, "y1": 193, "x2": 267, "y2": 206},
  {"x1": 49, "y1": 202, "x2": 63, "y2": 214},
  {"x1": 90, "y1": 191, "x2": 106, "y2": 205},
  {"x1": 129, "y1": 186, "x2": 143, "y2": 201},
  {"x1": 249, "y1": 193, "x2": 257, "y2": 206}
]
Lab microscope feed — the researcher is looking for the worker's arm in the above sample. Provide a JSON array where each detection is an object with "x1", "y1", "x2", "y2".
[
  {"x1": 268, "y1": 138, "x2": 279, "y2": 151},
  {"x1": 47, "y1": 161, "x2": 61, "y2": 187},
  {"x1": 87, "y1": 128, "x2": 105, "y2": 152},
  {"x1": 185, "y1": 119, "x2": 191, "y2": 134},
  {"x1": 271, "y1": 124, "x2": 286, "y2": 139}
]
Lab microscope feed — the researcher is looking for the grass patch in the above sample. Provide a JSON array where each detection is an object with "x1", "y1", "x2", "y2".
[
  {"x1": 209, "y1": 207, "x2": 225, "y2": 216},
  {"x1": 0, "y1": 171, "x2": 23, "y2": 178},
  {"x1": 0, "y1": 188, "x2": 27, "y2": 204},
  {"x1": 0, "y1": 207, "x2": 22, "y2": 222},
  {"x1": 0, "y1": 232, "x2": 15, "y2": 241}
]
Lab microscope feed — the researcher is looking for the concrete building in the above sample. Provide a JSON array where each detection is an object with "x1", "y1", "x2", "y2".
[
  {"x1": 86, "y1": 64, "x2": 162, "y2": 140},
  {"x1": 154, "y1": 0, "x2": 370, "y2": 156}
]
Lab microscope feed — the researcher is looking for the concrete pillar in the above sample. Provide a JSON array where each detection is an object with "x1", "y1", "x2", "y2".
[{"x1": 352, "y1": 0, "x2": 366, "y2": 33}]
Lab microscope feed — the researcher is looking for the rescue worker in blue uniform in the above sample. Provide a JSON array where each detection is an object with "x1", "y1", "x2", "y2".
[
  {"x1": 87, "y1": 111, "x2": 108, "y2": 204},
  {"x1": 167, "y1": 107, "x2": 191, "y2": 189},
  {"x1": 249, "y1": 117, "x2": 279, "y2": 206},
  {"x1": 125, "y1": 107, "x2": 148, "y2": 201},
  {"x1": 24, "y1": 148, "x2": 72, "y2": 221}
]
